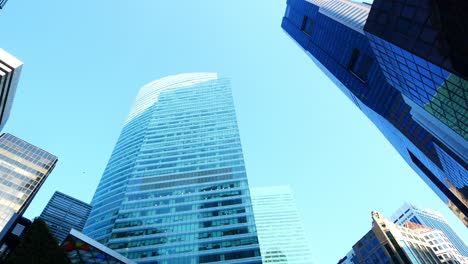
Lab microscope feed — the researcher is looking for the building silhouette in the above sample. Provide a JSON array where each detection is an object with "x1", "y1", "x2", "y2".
[
  {"x1": 0, "y1": 133, "x2": 57, "y2": 240},
  {"x1": 40, "y1": 191, "x2": 92, "y2": 244}
]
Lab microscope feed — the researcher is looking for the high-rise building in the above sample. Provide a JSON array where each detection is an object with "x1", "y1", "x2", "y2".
[
  {"x1": 0, "y1": 133, "x2": 57, "y2": 238},
  {"x1": 404, "y1": 221, "x2": 468, "y2": 263},
  {"x1": 0, "y1": 49, "x2": 23, "y2": 130},
  {"x1": 392, "y1": 203, "x2": 468, "y2": 257},
  {"x1": 40, "y1": 191, "x2": 92, "y2": 244},
  {"x1": 340, "y1": 211, "x2": 442, "y2": 263},
  {"x1": 83, "y1": 73, "x2": 261, "y2": 263},
  {"x1": 251, "y1": 186, "x2": 314, "y2": 263},
  {"x1": 281, "y1": 0, "x2": 467, "y2": 226},
  {"x1": 364, "y1": 0, "x2": 467, "y2": 156}
]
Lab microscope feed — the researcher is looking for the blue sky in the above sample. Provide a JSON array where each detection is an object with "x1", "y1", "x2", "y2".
[{"x1": 1, "y1": 0, "x2": 466, "y2": 263}]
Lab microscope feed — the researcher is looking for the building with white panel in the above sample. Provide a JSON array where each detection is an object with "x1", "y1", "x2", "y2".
[{"x1": 251, "y1": 186, "x2": 314, "y2": 264}]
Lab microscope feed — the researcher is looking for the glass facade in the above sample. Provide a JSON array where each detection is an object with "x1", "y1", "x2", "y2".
[
  {"x1": 392, "y1": 203, "x2": 468, "y2": 257},
  {"x1": 0, "y1": 133, "x2": 57, "y2": 235},
  {"x1": 83, "y1": 73, "x2": 261, "y2": 263},
  {"x1": 281, "y1": 0, "x2": 467, "y2": 226},
  {"x1": 365, "y1": 34, "x2": 467, "y2": 141},
  {"x1": 251, "y1": 186, "x2": 314, "y2": 263},
  {"x1": 415, "y1": 227, "x2": 467, "y2": 263},
  {"x1": 40, "y1": 191, "x2": 92, "y2": 244}
]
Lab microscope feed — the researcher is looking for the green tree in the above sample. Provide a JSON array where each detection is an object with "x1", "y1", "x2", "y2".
[{"x1": 5, "y1": 218, "x2": 70, "y2": 264}]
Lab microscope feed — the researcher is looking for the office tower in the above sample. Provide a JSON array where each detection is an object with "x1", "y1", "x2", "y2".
[
  {"x1": 0, "y1": 49, "x2": 23, "y2": 130},
  {"x1": 404, "y1": 221, "x2": 468, "y2": 263},
  {"x1": 40, "y1": 191, "x2": 92, "y2": 243},
  {"x1": 62, "y1": 229, "x2": 135, "y2": 264},
  {"x1": 340, "y1": 211, "x2": 442, "y2": 263},
  {"x1": 251, "y1": 186, "x2": 314, "y2": 263},
  {"x1": 364, "y1": 0, "x2": 467, "y2": 158},
  {"x1": 281, "y1": 0, "x2": 467, "y2": 226},
  {"x1": 84, "y1": 73, "x2": 261, "y2": 263},
  {"x1": 392, "y1": 203, "x2": 468, "y2": 257},
  {"x1": 0, "y1": 133, "x2": 57, "y2": 238}
]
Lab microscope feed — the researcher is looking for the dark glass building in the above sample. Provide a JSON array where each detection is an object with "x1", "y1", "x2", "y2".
[
  {"x1": 84, "y1": 73, "x2": 261, "y2": 263},
  {"x1": 281, "y1": 0, "x2": 467, "y2": 226},
  {"x1": 40, "y1": 191, "x2": 92, "y2": 244},
  {"x1": 364, "y1": 0, "x2": 467, "y2": 181}
]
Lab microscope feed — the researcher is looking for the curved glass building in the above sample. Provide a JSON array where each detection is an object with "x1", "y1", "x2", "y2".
[{"x1": 83, "y1": 73, "x2": 261, "y2": 263}]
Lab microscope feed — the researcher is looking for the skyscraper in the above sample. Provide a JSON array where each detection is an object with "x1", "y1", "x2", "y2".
[
  {"x1": 0, "y1": 49, "x2": 23, "y2": 130},
  {"x1": 340, "y1": 211, "x2": 442, "y2": 263},
  {"x1": 40, "y1": 191, "x2": 92, "y2": 243},
  {"x1": 84, "y1": 73, "x2": 261, "y2": 263},
  {"x1": 364, "y1": 0, "x2": 467, "y2": 154},
  {"x1": 251, "y1": 186, "x2": 314, "y2": 263},
  {"x1": 392, "y1": 203, "x2": 468, "y2": 257},
  {"x1": 281, "y1": 0, "x2": 467, "y2": 225},
  {"x1": 403, "y1": 221, "x2": 468, "y2": 263},
  {"x1": 0, "y1": 133, "x2": 57, "y2": 238}
]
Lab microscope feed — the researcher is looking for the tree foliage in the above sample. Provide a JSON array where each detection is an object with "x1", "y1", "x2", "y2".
[{"x1": 5, "y1": 218, "x2": 70, "y2": 264}]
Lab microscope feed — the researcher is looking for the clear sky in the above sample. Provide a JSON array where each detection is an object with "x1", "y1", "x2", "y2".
[{"x1": 1, "y1": 0, "x2": 466, "y2": 263}]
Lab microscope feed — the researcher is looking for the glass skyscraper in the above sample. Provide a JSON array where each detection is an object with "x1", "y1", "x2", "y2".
[
  {"x1": 0, "y1": 133, "x2": 57, "y2": 237},
  {"x1": 391, "y1": 203, "x2": 468, "y2": 257},
  {"x1": 40, "y1": 191, "x2": 92, "y2": 243},
  {"x1": 84, "y1": 73, "x2": 261, "y2": 263},
  {"x1": 251, "y1": 186, "x2": 314, "y2": 264},
  {"x1": 281, "y1": 0, "x2": 467, "y2": 226}
]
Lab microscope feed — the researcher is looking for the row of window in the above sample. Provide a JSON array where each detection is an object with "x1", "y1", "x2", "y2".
[
  {"x1": 115, "y1": 207, "x2": 246, "y2": 230},
  {"x1": 116, "y1": 198, "x2": 245, "y2": 220},
  {"x1": 109, "y1": 227, "x2": 250, "y2": 250},
  {"x1": 121, "y1": 189, "x2": 243, "y2": 211},
  {"x1": 111, "y1": 216, "x2": 249, "y2": 239}
]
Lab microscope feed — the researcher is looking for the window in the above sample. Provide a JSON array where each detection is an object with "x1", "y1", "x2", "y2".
[
  {"x1": 301, "y1": 16, "x2": 314, "y2": 36},
  {"x1": 348, "y1": 48, "x2": 373, "y2": 82}
]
